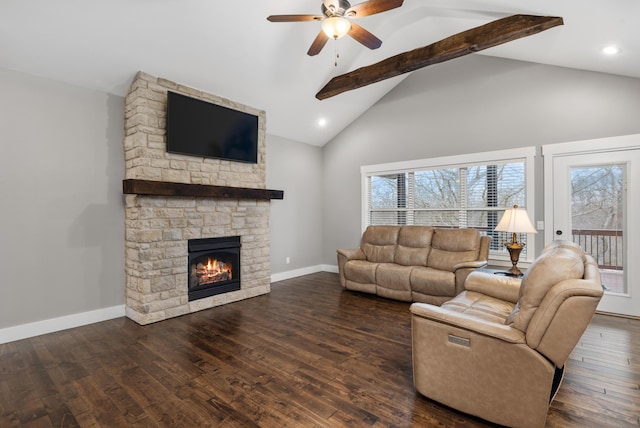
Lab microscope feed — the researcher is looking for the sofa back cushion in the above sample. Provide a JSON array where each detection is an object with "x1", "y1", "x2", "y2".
[
  {"x1": 427, "y1": 229, "x2": 481, "y2": 272},
  {"x1": 506, "y1": 243, "x2": 585, "y2": 332},
  {"x1": 395, "y1": 226, "x2": 434, "y2": 266},
  {"x1": 360, "y1": 226, "x2": 400, "y2": 263}
]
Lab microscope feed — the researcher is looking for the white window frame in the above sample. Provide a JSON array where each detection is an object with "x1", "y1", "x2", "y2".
[{"x1": 361, "y1": 146, "x2": 537, "y2": 264}]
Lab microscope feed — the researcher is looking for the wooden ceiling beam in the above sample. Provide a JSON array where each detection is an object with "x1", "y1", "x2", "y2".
[{"x1": 315, "y1": 14, "x2": 563, "y2": 100}]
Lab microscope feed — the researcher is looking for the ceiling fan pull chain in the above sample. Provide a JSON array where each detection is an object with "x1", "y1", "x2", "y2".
[{"x1": 334, "y1": 40, "x2": 340, "y2": 67}]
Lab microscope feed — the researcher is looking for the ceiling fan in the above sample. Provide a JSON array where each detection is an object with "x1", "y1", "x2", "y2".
[{"x1": 267, "y1": 0, "x2": 404, "y2": 56}]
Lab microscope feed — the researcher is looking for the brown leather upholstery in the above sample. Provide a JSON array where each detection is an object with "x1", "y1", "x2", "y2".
[
  {"x1": 360, "y1": 225, "x2": 399, "y2": 263},
  {"x1": 410, "y1": 240, "x2": 603, "y2": 428},
  {"x1": 337, "y1": 226, "x2": 491, "y2": 303}
]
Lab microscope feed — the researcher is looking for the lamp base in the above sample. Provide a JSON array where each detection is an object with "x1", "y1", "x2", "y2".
[{"x1": 503, "y1": 241, "x2": 525, "y2": 277}]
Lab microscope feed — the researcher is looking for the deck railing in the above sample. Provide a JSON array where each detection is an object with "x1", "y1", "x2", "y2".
[{"x1": 572, "y1": 229, "x2": 623, "y2": 271}]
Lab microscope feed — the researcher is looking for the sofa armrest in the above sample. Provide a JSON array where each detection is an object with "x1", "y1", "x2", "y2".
[
  {"x1": 464, "y1": 271, "x2": 521, "y2": 304},
  {"x1": 336, "y1": 248, "x2": 366, "y2": 288},
  {"x1": 337, "y1": 248, "x2": 366, "y2": 260},
  {"x1": 410, "y1": 302, "x2": 526, "y2": 344},
  {"x1": 452, "y1": 260, "x2": 488, "y2": 271},
  {"x1": 452, "y1": 261, "x2": 489, "y2": 295}
]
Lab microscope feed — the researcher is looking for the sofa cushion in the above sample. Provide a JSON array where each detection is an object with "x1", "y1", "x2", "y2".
[
  {"x1": 376, "y1": 263, "x2": 413, "y2": 301},
  {"x1": 506, "y1": 245, "x2": 585, "y2": 332},
  {"x1": 343, "y1": 260, "x2": 378, "y2": 284},
  {"x1": 427, "y1": 229, "x2": 481, "y2": 272},
  {"x1": 377, "y1": 263, "x2": 413, "y2": 290},
  {"x1": 410, "y1": 267, "x2": 456, "y2": 297},
  {"x1": 395, "y1": 226, "x2": 433, "y2": 266},
  {"x1": 361, "y1": 226, "x2": 400, "y2": 263},
  {"x1": 442, "y1": 291, "x2": 516, "y2": 324}
]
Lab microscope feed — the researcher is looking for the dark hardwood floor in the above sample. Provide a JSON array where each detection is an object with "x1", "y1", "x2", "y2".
[{"x1": 1, "y1": 272, "x2": 638, "y2": 427}]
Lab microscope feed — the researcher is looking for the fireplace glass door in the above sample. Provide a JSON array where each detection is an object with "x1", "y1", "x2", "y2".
[{"x1": 188, "y1": 236, "x2": 241, "y2": 301}]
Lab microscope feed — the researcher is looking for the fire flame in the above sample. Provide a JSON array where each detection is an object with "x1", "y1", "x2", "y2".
[{"x1": 194, "y1": 258, "x2": 232, "y2": 285}]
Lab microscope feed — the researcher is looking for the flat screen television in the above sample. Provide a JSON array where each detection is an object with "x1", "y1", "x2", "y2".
[{"x1": 166, "y1": 91, "x2": 258, "y2": 163}]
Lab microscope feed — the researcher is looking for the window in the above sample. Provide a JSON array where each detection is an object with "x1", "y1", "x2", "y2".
[{"x1": 362, "y1": 147, "x2": 536, "y2": 262}]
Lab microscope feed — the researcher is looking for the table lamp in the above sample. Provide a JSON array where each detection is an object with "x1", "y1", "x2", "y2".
[{"x1": 494, "y1": 204, "x2": 537, "y2": 276}]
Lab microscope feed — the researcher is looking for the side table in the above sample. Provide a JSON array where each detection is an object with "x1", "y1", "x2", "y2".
[{"x1": 477, "y1": 266, "x2": 525, "y2": 278}]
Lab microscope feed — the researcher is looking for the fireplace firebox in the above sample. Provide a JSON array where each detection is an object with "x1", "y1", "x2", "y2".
[{"x1": 188, "y1": 236, "x2": 241, "y2": 301}]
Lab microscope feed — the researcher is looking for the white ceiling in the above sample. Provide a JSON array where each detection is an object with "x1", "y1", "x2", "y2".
[{"x1": 1, "y1": 0, "x2": 639, "y2": 146}]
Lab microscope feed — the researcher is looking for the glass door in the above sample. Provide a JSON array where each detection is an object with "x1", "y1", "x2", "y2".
[{"x1": 552, "y1": 151, "x2": 639, "y2": 316}]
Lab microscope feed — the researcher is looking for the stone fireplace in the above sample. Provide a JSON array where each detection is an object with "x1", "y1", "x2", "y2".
[{"x1": 122, "y1": 72, "x2": 282, "y2": 325}]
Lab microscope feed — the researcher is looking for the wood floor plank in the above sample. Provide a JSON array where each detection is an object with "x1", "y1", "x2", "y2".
[
  {"x1": 71, "y1": 376, "x2": 131, "y2": 427},
  {"x1": 40, "y1": 394, "x2": 79, "y2": 428},
  {"x1": 0, "y1": 271, "x2": 638, "y2": 427}
]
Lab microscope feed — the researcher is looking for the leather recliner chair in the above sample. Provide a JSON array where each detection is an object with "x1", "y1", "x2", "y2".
[{"x1": 410, "y1": 240, "x2": 604, "y2": 427}]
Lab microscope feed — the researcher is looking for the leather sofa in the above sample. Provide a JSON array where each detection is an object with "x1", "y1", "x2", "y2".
[
  {"x1": 410, "y1": 240, "x2": 604, "y2": 427},
  {"x1": 337, "y1": 226, "x2": 491, "y2": 304}
]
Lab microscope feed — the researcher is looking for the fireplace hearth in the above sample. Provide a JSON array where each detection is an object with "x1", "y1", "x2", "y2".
[{"x1": 188, "y1": 236, "x2": 241, "y2": 301}]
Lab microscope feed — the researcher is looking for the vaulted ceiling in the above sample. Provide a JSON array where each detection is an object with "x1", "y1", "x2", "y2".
[{"x1": 1, "y1": 0, "x2": 638, "y2": 146}]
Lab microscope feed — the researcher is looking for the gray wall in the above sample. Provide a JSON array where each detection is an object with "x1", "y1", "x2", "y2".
[
  {"x1": 0, "y1": 69, "x2": 326, "y2": 330},
  {"x1": 0, "y1": 69, "x2": 125, "y2": 328},
  {"x1": 4, "y1": 53, "x2": 640, "y2": 329},
  {"x1": 322, "y1": 55, "x2": 640, "y2": 264},
  {"x1": 266, "y1": 134, "x2": 324, "y2": 274}
]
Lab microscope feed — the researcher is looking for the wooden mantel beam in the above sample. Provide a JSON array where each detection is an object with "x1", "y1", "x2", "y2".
[
  {"x1": 122, "y1": 179, "x2": 284, "y2": 200},
  {"x1": 316, "y1": 14, "x2": 564, "y2": 100}
]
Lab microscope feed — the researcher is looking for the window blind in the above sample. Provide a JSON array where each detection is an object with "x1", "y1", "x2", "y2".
[{"x1": 365, "y1": 158, "x2": 531, "y2": 259}]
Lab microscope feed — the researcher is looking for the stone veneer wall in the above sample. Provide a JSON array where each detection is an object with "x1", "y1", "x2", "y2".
[{"x1": 123, "y1": 72, "x2": 271, "y2": 325}]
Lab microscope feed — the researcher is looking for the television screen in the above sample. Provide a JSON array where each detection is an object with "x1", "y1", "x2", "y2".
[{"x1": 166, "y1": 91, "x2": 258, "y2": 163}]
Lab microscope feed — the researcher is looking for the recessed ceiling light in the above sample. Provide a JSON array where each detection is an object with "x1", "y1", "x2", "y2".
[
  {"x1": 603, "y1": 45, "x2": 620, "y2": 55},
  {"x1": 318, "y1": 118, "x2": 327, "y2": 127}
]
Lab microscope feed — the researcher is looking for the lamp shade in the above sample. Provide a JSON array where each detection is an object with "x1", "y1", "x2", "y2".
[
  {"x1": 322, "y1": 16, "x2": 351, "y2": 40},
  {"x1": 495, "y1": 205, "x2": 537, "y2": 234}
]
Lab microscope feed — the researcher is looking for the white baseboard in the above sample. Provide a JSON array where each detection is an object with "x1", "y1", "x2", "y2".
[
  {"x1": 271, "y1": 264, "x2": 339, "y2": 283},
  {"x1": 321, "y1": 264, "x2": 339, "y2": 273},
  {"x1": 0, "y1": 305, "x2": 125, "y2": 344},
  {"x1": 1, "y1": 266, "x2": 342, "y2": 344}
]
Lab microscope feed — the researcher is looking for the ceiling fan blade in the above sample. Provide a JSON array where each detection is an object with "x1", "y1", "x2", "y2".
[
  {"x1": 316, "y1": 14, "x2": 563, "y2": 100},
  {"x1": 346, "y1": 0, "x2": 404, "y2": 18},
  {"x1": 348, "y1": 23, "x2": 382, "y2": 50},
  {"x1": 267, "y1": 14, "x2": 323, "y2": 22},
  {"x1": 308, "y1": 31, "x2": 330, "y2": 56}
]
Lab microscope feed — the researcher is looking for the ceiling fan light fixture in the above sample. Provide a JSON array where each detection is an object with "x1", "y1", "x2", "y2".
[{"x1": 322, "y1": 16, "x2": 351, "y2": 40}]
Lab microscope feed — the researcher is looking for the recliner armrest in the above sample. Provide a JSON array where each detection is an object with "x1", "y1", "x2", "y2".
[
  {"x1": 464, "y1": 271, "x2": 521, "y2": 304},
  {"x1": 337, "y1": 248, "x2": 366, "y2": 260},
  {"x1": 410, "y1": 302, "x2": 526, "y2": 344}
]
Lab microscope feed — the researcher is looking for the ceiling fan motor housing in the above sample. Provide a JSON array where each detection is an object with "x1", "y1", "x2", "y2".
[{"x1": 322, "y1": 0, "x2": 351, "y2": 17}]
